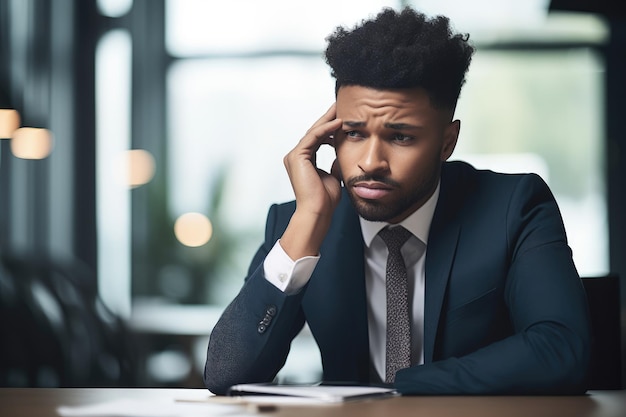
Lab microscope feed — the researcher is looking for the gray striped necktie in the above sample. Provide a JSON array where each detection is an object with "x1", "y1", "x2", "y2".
[{"x1": 378, "y1": 226, "x2": 412, "y2": 383}]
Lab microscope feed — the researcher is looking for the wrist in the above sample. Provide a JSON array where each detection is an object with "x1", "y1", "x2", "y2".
[{"x1": 280, "y1": 209, "x2": 332, "y2": 259}]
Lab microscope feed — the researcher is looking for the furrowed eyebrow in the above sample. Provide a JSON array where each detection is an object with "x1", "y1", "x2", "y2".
[
  {"x1": 343, "y1": 121, "x2": 366, "y2": 128},
  {"x1": 384, "y1": 122, "x2": 421, "y2": 130},
  {"x1": 342, "y1": 121, "x2": 422, "y2": 130}
]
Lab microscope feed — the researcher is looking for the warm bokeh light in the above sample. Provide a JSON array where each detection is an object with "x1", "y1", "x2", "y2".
[
  {"x1": 174, "y1": 212, "x2": 213, "y2": 247},
  {"x1": 10, "y1": 127, "x2": 53, "y2": 159},
  {"x1": 0, "y1": 109, "x2": 20, "y2": 138},
  {"x1": 113, "y1": 149, "x2": 156, "y2": 188},
  {"x1": 97, "y1": 0, "x2": 133, "y2": 18},
  {"x1": 126, "y1": 149, "x2": 156, "y2": 188}
]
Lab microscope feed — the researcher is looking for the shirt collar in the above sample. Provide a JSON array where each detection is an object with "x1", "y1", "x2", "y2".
[{"x1": 359, "y1": 181, "x2": 440, "y2": 248}]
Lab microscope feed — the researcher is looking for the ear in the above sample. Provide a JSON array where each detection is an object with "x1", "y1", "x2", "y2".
[{"x1": 441, "y1": 119, "x2": 460, "y2": 161}]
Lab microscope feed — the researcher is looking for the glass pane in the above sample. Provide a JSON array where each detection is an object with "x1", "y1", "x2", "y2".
[
  {"x1": 453, "y1": 48, "x2": 607, "y2": 276},
  {"x1": 96, "y1": 29, "x2": 132, "y2": 317},
  {"x1": 167, "y1": 57, "x2": 336, "y2": 304},
  {"x1": 166, "y1": 0, "x2": 399, "y2": 56},
  {"x1": 408, "y1": 0, "x2": 607, "y2": 44}
]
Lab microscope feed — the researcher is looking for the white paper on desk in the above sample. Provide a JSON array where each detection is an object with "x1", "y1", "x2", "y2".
[
  {"x1": 231, "y1": 395, "x2": 344, "y2": 406},
  {"x1": 56, "y1": 398, "x2": 254, "y2": 417},
  {"x1": 228, "y1": 383, "x2": 398, "y2": 403}
]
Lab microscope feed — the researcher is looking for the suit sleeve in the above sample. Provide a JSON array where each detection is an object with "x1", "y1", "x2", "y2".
[
  {"x1": 203, "y1": 203, "x2": 306, "y2": 395},
  {"x1": 395, "y1": 174, "x2": 592, "y2": 395}
]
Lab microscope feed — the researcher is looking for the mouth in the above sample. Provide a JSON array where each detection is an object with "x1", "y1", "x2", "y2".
[{"x1": 352, "y1": 181, "x2": 393, "y2": 200}]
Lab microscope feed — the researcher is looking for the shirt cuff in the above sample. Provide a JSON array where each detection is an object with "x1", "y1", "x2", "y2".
[{"x1": 263, "y1": 240, "x2": 320, "y2": 294}]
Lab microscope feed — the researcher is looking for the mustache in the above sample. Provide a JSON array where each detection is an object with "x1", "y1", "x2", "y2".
[{"x1": 346, "y1": 174, "x2": 401, "y2": 188}]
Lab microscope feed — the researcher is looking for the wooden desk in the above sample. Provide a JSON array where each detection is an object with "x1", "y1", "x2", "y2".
[{"x1": 0, "y1": 388, "x2": 624, "y2": 417}]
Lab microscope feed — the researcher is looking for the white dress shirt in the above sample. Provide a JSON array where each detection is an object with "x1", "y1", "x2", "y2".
[{"x1": 263, "y1": 183, "x2": 440, "y2": 382}]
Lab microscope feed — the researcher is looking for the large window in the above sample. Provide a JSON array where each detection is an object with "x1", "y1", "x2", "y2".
[
  {"x1": 95, "y1": 0, "x2": 609, "y2": 385},
  {"x1": 161, "y1": 1, "x2": 608, "y2": 307},
  {"x1": 454, "y1": 49, "x2": 606, "y2": 275}
]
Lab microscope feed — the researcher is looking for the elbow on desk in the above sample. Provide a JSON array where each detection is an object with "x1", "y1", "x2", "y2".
[
  {"x1": 529, "y1": 323, "x2": 592, "y2": 395},
  {"x1": 203, "y1": 335, "x2": 236, "y2": 395},
  {"x1": 203, "y1": 340, "x2": 276, "y2": 395},
  {"x1": 203, "y1": 358, "x2": 234, "y2": 395}
]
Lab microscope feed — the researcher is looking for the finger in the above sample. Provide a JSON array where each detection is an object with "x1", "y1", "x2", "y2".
[
  {"x1": 321, "y1": 127, "x2": 338, "y2": 147},
  {"x1": 296, "y1": 117, "x2": 342, "y2": 154},
  {"x1": 284, "y1": 118, "x2": 341, "y2": 178}
]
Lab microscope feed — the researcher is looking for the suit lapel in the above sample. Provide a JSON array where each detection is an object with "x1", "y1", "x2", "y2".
[{"x1": 423, "y1": 164, "x2": 463, "y2": 363}]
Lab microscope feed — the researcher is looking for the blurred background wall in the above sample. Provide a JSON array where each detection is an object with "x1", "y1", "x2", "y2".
[{"x1": 1, "y1": 0, "x2": 625, "y2": 388}]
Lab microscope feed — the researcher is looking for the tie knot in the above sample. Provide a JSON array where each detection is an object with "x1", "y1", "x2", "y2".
[{"x1": 378, "y1": 226, "x2": 412, "y2": 252}]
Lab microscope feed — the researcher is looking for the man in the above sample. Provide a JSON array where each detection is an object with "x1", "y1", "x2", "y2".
[{"x1": 204, "y1": 7, "x2": 591, "y2": 395}]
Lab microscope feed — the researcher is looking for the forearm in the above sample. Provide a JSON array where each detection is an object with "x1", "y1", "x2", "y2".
[
  {"x1": 395, "y1": 321, "x2": 590, "y2": 395},
  {"x1": 205, "y1": 201, "x2": 323, "y2": 394},
  {"x1": 204, "y1": 270, "x2": 306, "y2": 394}
]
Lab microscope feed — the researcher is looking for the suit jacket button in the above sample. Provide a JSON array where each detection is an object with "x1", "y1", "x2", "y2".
[
  {"x1": 258, "y1": 323, "x2": 267, "y2": 334},
  {"x1": 266, "y1": 305, "x2": 277, "y2": 316}
]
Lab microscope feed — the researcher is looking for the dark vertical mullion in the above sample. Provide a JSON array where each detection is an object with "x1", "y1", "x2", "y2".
[
  {"x1": 48, "y1": 0, "x2": 76, "y2": 261},
  {"x1": 0, "y1": 0, "x2": 13, "y2": 250},
  {"x1": 605, "y1": 18, "x2": 626, "y2": 388},
  {"x1": 3, "y1": 0, "x2": 45, "y2": 254},
  {"x1": 30, "y1": 0, "x2": 52, "y2": 255},
  {"x1": 128, "y1": 0, "x2": 168, "y2": 298},
  {"x1": 72, "y1": 0, "x2": 101, "y2": 273}
]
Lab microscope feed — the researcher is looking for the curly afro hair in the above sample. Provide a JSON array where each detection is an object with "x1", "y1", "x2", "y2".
[{"x1": 324, "y1": 7, "x2": 474, "y2": 111}]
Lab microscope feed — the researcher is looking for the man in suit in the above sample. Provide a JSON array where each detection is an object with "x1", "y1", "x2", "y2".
[{"x1": 204, "y1": 7, "x2": 591, "y2": 395}]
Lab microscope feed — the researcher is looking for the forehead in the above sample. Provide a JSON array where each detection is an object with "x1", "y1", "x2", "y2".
[{"x1": 335, "y1": 85, "x2": 440, "y2": 121}]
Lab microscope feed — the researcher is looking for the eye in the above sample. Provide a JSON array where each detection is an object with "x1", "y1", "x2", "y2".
[
  {"x1": 392, "y1": 133, "x2": 414, "y2": 144},
  {"x1": 344, "y1": 130, "x2": 363, "y2": 140}
]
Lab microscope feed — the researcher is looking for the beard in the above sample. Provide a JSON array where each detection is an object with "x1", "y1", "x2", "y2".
[{"x1": 344, "y1": 169, "x2": 440, "y2": 223}]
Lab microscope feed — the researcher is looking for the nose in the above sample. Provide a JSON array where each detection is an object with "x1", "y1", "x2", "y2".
[{"x1": 358, "y1": 137, "x2": 389, "y2": 174}]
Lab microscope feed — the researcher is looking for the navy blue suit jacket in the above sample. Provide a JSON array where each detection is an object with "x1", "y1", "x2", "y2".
[{"x1": 204, "y1": 161, "x2": 591, "y2": 395}]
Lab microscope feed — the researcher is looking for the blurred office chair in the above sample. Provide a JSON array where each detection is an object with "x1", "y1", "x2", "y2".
[
  {"x1": 581, "y1": 275, "x2": 623, "y2": 390},
  {"x1": 0, "y1": 251, "x2": 137, "y2": 387}
]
